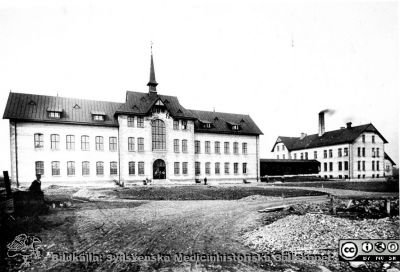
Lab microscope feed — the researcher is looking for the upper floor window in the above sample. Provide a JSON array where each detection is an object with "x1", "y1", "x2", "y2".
[
  {"x1": 174, "y1": 139, "x2": 180, "y2": 153},
  {"x1": 48, "y1": 111, "x2": 61, "y2": 119},
  {"x1": 174, "y1": 162, "x2": 180, "y2": 175},
  {"x1": 362, "y1": 147, "x2": 365, "y2": 157},
  {"x1": 215, "y1": 162, "x2": 220, "y2": 174},
  {"x1": 372, "y1": 148, "x2": 376, "y2": 158},
  {"x1": 195, "y1": 141, "x2": 201, "y2": 154},
  {"x1": 314, "y1": 151, "x2": 317, "y2": 159},
  {"x1": 195, "y1": 162, "x2": 201, "y2": 175},
  {"x1": 231, "y1": 125, "x2": 239, "y2": 131},
  {"x1": 137, "y1": 117, "x2": 144, "y2": 128},
  {"x1": 362, "y1": 135, "x2": 365, "y2": 143},
  {"x1": 66, "y1": 135, "x2": 75, "y2": 150},
  {"x1": 242, "y1": 143, "x2": 248, "y2": 155},
  {"x1": 338, "y1": 148, "x2": 342, "y2": 157},
  {"x1": 277, "y1": 146, "x2": 280, "y2": 152},
  {"x1": 282, "y1": 145, "x2": 285, "y2": 151},
  {"x1": 215, "y1": 141, "x2": 220, "y2": 154},
  {"x1": 358, "y1": 147, "x2": 361, "y2": 157},
  {"x1": 182, "y1": 140, "x2": 188, "y2": 153},
  {"x1": 51, "y1": 134, "x2": 60, "y2": 150},
  {"x1": 205, "y1": 162, "x2": 211, "y2": 175},
  {"x1": 294, "y1": 153, "x2": 297, "y2": 160},
  {"x1": 372, "y1": 135, "x2": 375, "y2": 143},
  {"x1": 224, "y1": 162, "x2": 230, "y2": 174},
  {"x1": 300, "y1": 153, "x2": 304, "y2": 160},
  {"x1": 181, "y1": 120, "x2": 188, "y2": 130},
  {"x1": 224, "y1": 142, "x2": 230, "y2": 154},
  {"x1": 152, "y1": 119, "x2": 166, "y2": 150},
  {"x1": 329, "y1": 149, "x2": 333, "y2": 158},
  {"x1": 305, "y1": 152, "x2": 308, "y2": 160},
  {"x1": 173, "y1": 120, "x2": 179, "y2": 130},
  {"x1": 138, "y1": 162, "x2": 145, "y2": 175},
  {"x1": 129, "y1": 161, "x2": 135, "y2": 175},
  {"x1": 344, "y1": 148, "x2": 349, "y2": 157},
  {"x1": 138, "y1": 137, "x2": 144, "y2": 152},
  {"x1": 109, "y1": 137, "x2": 117, "y2": 151},
  {"x1": 182, "y1": 162, "x2": 188, "y2": 175},
  {"x1": 233, "y1": 142, "x2": 239, "y2": 154},
  {"x1": 233, "y1": 163, "x2": 239, "y2": 174},
  {"x1": 34, "y1": 133, "x2": 44, "y2": 148},
  {"x1": 127, "y1": 116, "x2": 135, "y2": 127},
  {"x1": 323, "y1": 150, "x2": 327, "y2": 158},
  {"x1": 81, "y1": 135, "x2": 89, "y2": 151},
  {"x1": 205, "y1": 141, "x2": 211, "y2": 154},
  {"x1": 242, "y1": 163, "x2": 247, "y2": 174},
  {"x1": 93, "y1": 115, "x2": 104, "y2": 121},
  {"x1": 95, "y1": 136, "x2": 104, "y2": 151},
  {"x1": 376, "y1": 148, "x2": 380, "y2": 157},
  {"x1": 128, "y1": 137, "x2": 135, "y2": 151}
]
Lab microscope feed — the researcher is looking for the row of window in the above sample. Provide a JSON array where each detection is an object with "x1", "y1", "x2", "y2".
[
  {"x1": 362, "y1": 134, "x2": 377, "y2": 144},
  {"x1": 35, "y1": 161, "x2": 121, "y2": 176},
  {"x1": 127, "y1": 116, "x2": 145, "y2": 128},
  {"x1": 194, "y1": 162, "x2": 247, "y2": 175},
  {"x1": 357, "y1": 147, "x2": 380, "y2": 158},
  {"x1": 194, "y1": 141, "x2": 248, "y2": 155},
  {"x1": 322, "y1": 174, "x2": 381, "y2": 179},
  {"x1": 357, "y1": 161, "x2": 381, "y2": 171},
  {"x1": 277, "y1": 146, "x2": 381, "y2": 160},
  {"x1": 323, "y1": 161, "x2": 349, "y2": 172}
]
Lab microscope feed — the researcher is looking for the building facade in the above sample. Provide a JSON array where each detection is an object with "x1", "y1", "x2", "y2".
[
  {"x1": 271, "y1": 111, "x2": 390, "y2": 180},
  {"x1": 3, "y1": 54, "x2": 262, "y2": 187}
]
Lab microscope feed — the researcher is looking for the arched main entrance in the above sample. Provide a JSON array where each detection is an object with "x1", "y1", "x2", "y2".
[{"x1": 153, "y1": 159, "x2": 166, "y2": 179}]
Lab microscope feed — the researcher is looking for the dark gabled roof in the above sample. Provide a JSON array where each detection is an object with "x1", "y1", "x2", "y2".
[
  {"x1": 115, "y1": 91, "x2": 196, "y2": 120},
  {"x1": 261, "y1": 158, "x2": 320, "y2": 164},
  {"x1": 189, "y1": 109, "x2": 263, "y2": 136},
  {"x1": 272, "y1": 124, "x2": 388, "y2": 151},
  {"x1": 3, "y1": 92, "x2": 122, "y2": 127},
  {"x1": 384, "y1": 153, "x2": 396, "y2": 165}
]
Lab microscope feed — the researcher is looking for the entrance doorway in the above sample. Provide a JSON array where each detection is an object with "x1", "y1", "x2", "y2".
[{"x1": 153, "y1": 159, "x2": 166, "y2": 179}]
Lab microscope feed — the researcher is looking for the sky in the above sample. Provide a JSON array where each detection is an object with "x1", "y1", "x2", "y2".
[{"x1": 0, "y1": 0, "x2": 398, "y2": 171}]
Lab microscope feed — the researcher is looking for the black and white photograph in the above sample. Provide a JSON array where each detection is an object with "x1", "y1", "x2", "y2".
[{"x1": 0, "y1": 0, "x2": 398, "y2": 271}]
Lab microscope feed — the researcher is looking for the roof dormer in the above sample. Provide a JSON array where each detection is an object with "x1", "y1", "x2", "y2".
[
  {"x1": 47, "y1": 106, "x2": 63, "y2": 119},
  {"x1": 91, "y1": 110, "x2": 106, "y2": 121}
]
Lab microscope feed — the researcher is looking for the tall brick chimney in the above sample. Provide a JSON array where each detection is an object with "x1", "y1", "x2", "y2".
[{"x1": 318, "y1": 112, "x2": 325, "y2": 137}]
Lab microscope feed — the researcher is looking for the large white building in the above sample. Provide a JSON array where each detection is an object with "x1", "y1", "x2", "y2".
[
  {"x1": 271, "y1": 111, "x2": 391, "y2": 180},
  {"x1": 3, "y1": 54, "x2": 262, "y2": 187}
]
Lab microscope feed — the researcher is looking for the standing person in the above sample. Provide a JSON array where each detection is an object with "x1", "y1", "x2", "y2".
[
  {"x1": 29, "y1": 174, "x2": 42, "y2": 192},
  {"x1": 204, "y1": 177, "x2": 207, "y2": 185}
]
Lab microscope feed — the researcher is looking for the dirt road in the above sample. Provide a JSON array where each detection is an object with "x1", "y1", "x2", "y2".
[{"x1": 35, "y1": 195, "x2": 328, "y2": 271}]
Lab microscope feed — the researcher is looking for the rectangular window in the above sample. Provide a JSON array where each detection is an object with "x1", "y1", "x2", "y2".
[
  {"x1": 344, "y1": 148, "x2": 348, "y2": 157},
  {"x1": 305, "y1": 152, "x2": 308, "y2": 160},
  {"x1": 372, "y1": 161, "x2": 375, "y2": 171},
  {"x1": 242, "y1": 163, "x2": 247, "y2": 174},
  {"x1": 205, "y1": 162, "x2": 210, "y2": 175},
  {"x1": 96, "y1": 161, "x2": 104, "y2": 175},
  {"x1": 129, "y1": 161, "x2": 135, "y2": 175},
  {"x1": 182, "y1": 140, "x2": 188, "y2": 153},
  {"x1": 34, "y1": 133, "x2": 44, "y2": 148},
  {"x1": 137, "y1": 117, "x2": 144, "y2": 128},
  {"x1": 51, "y1": 134, "x2": 60, "y2": 150},
  {"x1": 109, "y1": 137, "x2": 117, "y2": 151},
  {"x1": 137, "y1": 138, "x2": 144, "y2": 152},
  {"x1": 372, "y1": 135, "x2": 375, "y2": 143},
  {"x1": 95, "y1": 136, "x2": 104, "y2": 151},
  {"x1": 282, "y1": 145, "x2": 285, "y2": 151},
  {"x1": 224, "y1": 142, "x2": 230, "y2": 154},
  {"x1": 362, "y1": 161, "x2": 366, "y2": 171},
  {"x1": 110, "y1": 161, "x2": 118, "y2": 175},
  {"x1": 377, "y1": 161, "x2": 380, "y2": 171},
  {"x1": 81, "y1": 135, "x2": 89, "y2": 151},
  {"x1": 127, "y1": 116, "x2": 135, "y2": 127},
  {"x1": 283, "y1": 154, "x2": 285, "y2": 159},
  {"x1": 174, "y1": 162, "x2": 180, "y2": 175},
  {"x1": 215, "y1": 162, "x2": 220, "y2": 174},
  {"x1": 181, "y1": 120, "x2": 187, "y2": 130},
  {"x1": 362, "y1": 135, "x2": 365, "y2": 143},
  {"x1": 294, "y1": 154, "x2": 297, "y2": 160},
  {"x1": 67, "y1": 161, "x2": 75, "y2": 176},
  {"x1": 277, "y1": 146, "x2": 280, "y2": 152},
  {"x1": 329, "y1": 162, "x2": 333, "y2": 172},
  {"x1": 300, "y1": 153, "x2": 304, "y2": 160},
  {"x1": 338, "y1": 148, "x2": 342, "y2": 157},
  {"x1": 376, "y1": 148, "x2": 380, "y2": 157},
  {"x1": 314, "y1": 151, "x2": 317, "y2": 159},
  {"x1": 329, "y1": 149, "x2": 333, "y2": 158},
  {"x1": 205, "y1": 141, "x2": 211, "y2": 154},
  {"x1": 66, "y1": 135, "x2": 75, "y2": 150},
  {"x1": 195, "y1": 162, "x2": 200, "y2": 175},
  {"x1": 362, "y1": 147, "x2": 365, "y2": 157},
  {"x1": 174, "y1": 139, "x2": 179, "y2": 153},
  {"x1": 48, "y1": 111, "x2": 61, "y2": 118},
  {"x1": 372, "y1": 148, "x2": 375, "y2": 158},
  {"x1": 234, "y1": 163, "x2": 238, "y2": 174},
  {"x1": 338, "y1": 162, "x2": 342, "y2": 171},
  {"x1": 128, "y1": 137, "x2": 135, "y2": 151},
  {"x1": 358, "y1": 147, "x2": 361, "y2": 157},
  {"x1": 242, "y1": 143, "x2": 248, "y2": 154},
  {"x1": 215, "y1": 142, "x2": 220, "y2": 154},
  {"x1": 357, "y1": 161, "x2": 361, "y2": 171},
  {"x1": 195, "y1": 141, "x2": 200, "y2": 154},
  {"x1": 138, "y1": 162, "x2": 144, "y2": 175},
  {"x1": 82, "y1": 161, "x2": 90, "y2": 176},
  {"x1": 233, "y1": 142, "x2": 239, "y2": 154},
  {"x1": 35, "y1": 161, "x2": 44, "y2": 175},
  {"x1": 323, "y1": 163, "x2": 327, "y2": 172},
  {"x1": 224, "y1": 162, "x2": 229, "y2": 174},
  {"x1": 52, "y1": 161, "x2": 60, "y2": 176},
  {"x1": 173, "y1": 120, "x2": 179, "y2": 130},
  {"x1": 323, "y1": 150, "x2": 327, "y2": 158},
  {"x1": 344, "y1": 161, "x2": 349, "y2": 171},
  {"x1": 182, "y1": 162, "x2": 188, "y2": 175}
]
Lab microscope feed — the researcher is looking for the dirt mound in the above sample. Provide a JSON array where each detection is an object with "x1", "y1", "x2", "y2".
[
  {"x1": 238, "y1": 195, "x2": 283, "y2": 201},
  {"x1": 72, "y1": 188, "x2": 110, "y2": 200}
]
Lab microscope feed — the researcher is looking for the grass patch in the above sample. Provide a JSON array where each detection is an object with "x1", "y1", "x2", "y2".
[
  {"x1": 107, "y1": 185, "x2": 325, "y2": 200},
  {"x1": 270, "y1": 181, "x2": 399, "y2": 193}
]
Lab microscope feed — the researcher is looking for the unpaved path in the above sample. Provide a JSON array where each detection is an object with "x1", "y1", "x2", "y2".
[{"x1": 37, "y1": 195, "x2": 329, "y2": 271}]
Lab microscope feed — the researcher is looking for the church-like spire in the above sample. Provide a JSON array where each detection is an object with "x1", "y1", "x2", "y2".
[{"x1": 147, "y1": 44, "x2": 158, "y2": 93}]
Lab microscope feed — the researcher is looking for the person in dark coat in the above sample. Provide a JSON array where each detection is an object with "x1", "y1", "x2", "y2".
[
  {"x1": 29, "y1": 174, "x2": 42, "y2": 192},
  {"x1": 204, "y1": 177, "x2": 207, "y2": 185}
]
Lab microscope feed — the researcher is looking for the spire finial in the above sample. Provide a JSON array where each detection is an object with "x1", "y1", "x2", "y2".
[{"x1": 147, "y1": 42, "x2": 158, "y2": 93}]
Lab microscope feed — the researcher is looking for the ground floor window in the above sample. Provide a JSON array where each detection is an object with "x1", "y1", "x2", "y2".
[
  {"x1": 110, "y1": 162, "x2": 118, "y2": 175},
  {"x1": 205, "y1": 162, "x2": 210, "y2": 175},
  {"x1": 96, "y1": 161, "x2": 104, "y2": 175},
  {"x1": 242, "y1": 163, "x2": 247, "y2": 174},
  {"x1": 51, "y1": 161, "x2": 60, "y2": 176},
  {"x1": 67, "y1": 161, "x2": 75, "y2": 176},
  {"x1": 35, "y1": 161, "x2": 44, "y2": 175},
  {"x1": 224, "y1": 163, "x2": 229, "y2": 174},
  {"x1": 215, "y1": 162, "x2": 220, "y2": 174},
  {"x1": 234, "y1": 163, "x2": 238, "y2": 174},
  {"x1": 174, "y1": 162, "x2": 180, "y2": 175},
  {"x1": 182, "y1": 162, "x2": 188, "y2": 175},
  {"x1": 82, "y1": 161, "x2": 90, "y2": 176},
  {"x1": 138, "y1": 162, "x2": 144, "y2": 175},
  {"x1": 195, "y1": 162, "x2": 200, "y2": 175},
  {"x1": 129, "y1": 161, "x2": 135, "y2": 175}
]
